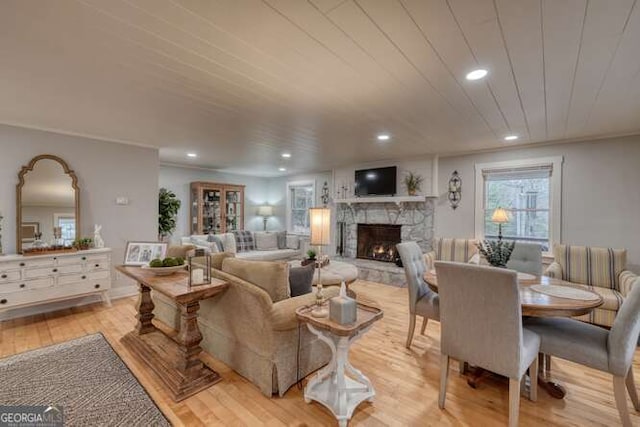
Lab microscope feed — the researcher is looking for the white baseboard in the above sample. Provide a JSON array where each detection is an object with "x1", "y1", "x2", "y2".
[{"x1": 0, "y1": 285, "x2": 138, "y2": 322}]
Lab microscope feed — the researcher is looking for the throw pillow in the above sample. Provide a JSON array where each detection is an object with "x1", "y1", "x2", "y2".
[
  {"x1": 286, "y1": 234, "x2": 300, "y2": 250},
  {"x1": 220, "y1": 233, "x2": 237, "y2": 253},
  {"x1": 222, "y1": 258, "x2": 290, "y2": 302},
  {"x1": 276, "y1": 231, "x2": 287, "y2": 249},
  {"x1": 207, "y1": 234, "x2": 225, "y2": 252},
  {"x1": 232, "y1": 230, "x2": 255, "y2": 252},
  {"x1": 255, "y1": 232, "x2": 279, "y2": 251},
  {"x1": 289, "y1": 263, "x2": 315, "y2": 297}
]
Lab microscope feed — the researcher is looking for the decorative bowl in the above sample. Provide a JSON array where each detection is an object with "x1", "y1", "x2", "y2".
[{"x1": 141, "y1": 264, "x2": 186, "y2": 276}]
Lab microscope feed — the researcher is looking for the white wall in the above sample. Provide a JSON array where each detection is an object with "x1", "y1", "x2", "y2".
[
  {"x1": 435, "y1": 135, "x2": 640, "y2": 271},
  {"x1": 0, "y1": 124, "x2": 159, "y2": 294},
  {"x1": 159, "y1": 165, "x2": 282, "y2": 239}
]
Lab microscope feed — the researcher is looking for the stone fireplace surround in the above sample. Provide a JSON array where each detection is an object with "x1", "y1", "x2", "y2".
[{"x1": 336, "y1": 200, "x2": 435, "y2": 286}]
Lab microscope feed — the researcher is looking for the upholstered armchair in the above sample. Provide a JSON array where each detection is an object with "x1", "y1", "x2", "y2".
[
  {"x1": 544, "y1": 244, "x2": 638, "y2": 327},
  {"x1": 423, "y1": 237, "x2": 478, "y2": 271}
]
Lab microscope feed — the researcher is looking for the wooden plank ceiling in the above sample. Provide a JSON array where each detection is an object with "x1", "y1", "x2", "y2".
[{"x1": 0, "y1": 0, "x2": 638, "y2": 176}]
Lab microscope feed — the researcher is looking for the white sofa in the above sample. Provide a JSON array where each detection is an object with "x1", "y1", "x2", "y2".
[{"x1": 180, "y1": 231, "x2": 302, "y2": 261}]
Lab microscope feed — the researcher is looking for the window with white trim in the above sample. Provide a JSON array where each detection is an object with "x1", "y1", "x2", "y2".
[
  {"x1": 286, "y1": 181, "x2": 315, "y2": 234},
  {"x1": 475, "y1": 157, "x2": 563, "y2": 251}
]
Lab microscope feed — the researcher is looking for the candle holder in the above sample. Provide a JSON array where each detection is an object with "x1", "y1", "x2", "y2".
[{"x1": 188, "y1": 248, "x2": 211, "y2": 287}]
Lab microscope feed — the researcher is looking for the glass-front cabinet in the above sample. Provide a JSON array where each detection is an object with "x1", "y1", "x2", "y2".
[{"x1": 190, "y1": 182, "x2": 245, "y2": 234}]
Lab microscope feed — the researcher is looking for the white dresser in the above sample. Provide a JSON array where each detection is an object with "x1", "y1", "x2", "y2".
[{"x1": 0, "y1": 248, "x2": 112, "y2": 311}]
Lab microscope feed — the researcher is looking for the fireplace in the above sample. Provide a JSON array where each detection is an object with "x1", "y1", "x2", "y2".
[{"x1": 357, "y1": 224, "x2": 402, "y2": 263}]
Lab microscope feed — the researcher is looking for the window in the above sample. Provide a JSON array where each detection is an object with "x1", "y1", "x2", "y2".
[
  {"x1": 53, "y1": 213, "x2": 76, "y2": 245},
  {"x1": 286, "y1": 181, "x2": 315, "y2": 234},
  {"x1": 475, "y1": 157, "x2": 563, "y2": 251}
]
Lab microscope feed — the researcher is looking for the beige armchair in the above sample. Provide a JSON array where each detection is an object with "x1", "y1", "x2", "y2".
[
  {"x1": 152, "y1": 257, "x2": 339, "y2": 397},
  {"x1": 424, "y1": 237, "x2": 478, "y2": 271},
  {"x1": 545, "y1": 244, "x2": 638, "y2": 327}
]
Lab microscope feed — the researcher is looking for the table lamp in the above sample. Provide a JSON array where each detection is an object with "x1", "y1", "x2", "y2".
[
  {"x1": 491, "y1": 207, "x2": 510, "y2": 241},
  {"x1": 257, "y1": 205, "x2": 273, "y2": 231},
  {"x1": 309, "y1": 207, "x2": 331, "y2": 318}
]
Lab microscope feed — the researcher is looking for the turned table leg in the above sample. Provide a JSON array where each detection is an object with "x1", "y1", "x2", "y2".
[
  {"x1": 176, "y1": 301, "x2": 205, "y2": 378},
  {"x1": 135, "y1": 283, "x2": 156, "y2": 335}
]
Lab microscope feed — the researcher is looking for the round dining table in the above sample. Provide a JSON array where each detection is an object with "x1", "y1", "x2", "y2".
[{"x1": 423, "y1": 269, "x2": 604, "y2": 399}]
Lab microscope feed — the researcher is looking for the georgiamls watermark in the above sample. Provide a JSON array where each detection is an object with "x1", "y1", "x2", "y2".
[{"x1": 0, "y1": 406, "x2": 63, "y2": 427}]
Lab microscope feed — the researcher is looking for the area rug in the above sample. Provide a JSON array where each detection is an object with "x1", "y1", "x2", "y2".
[{"x1": 0, "y1": 333, "x2": 170, "y2": 427}]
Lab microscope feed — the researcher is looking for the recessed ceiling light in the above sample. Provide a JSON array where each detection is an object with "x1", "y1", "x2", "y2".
[
  {"x1": 187, "y1": 153, "x2": 197, "y2": 158},
  {"x1": 466, "y1": 69, "x2": 488, "y2": 80},
  {"x1": 281, "y1": 153, "x2": 291, "y2": 158},
  {"x1": 279, "y1": 167, "x2": 286, "y2": 172},
  {"x1": 377, "y1": 134, "x2": 390, "y2": 141},
  {"x1": 504, "y1": 135, "x2": 519, "y2": 141}
]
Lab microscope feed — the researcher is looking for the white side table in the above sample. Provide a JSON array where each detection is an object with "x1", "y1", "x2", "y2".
[{"x1": 296, "y1": 303, "x2": 383, "y2": 426}]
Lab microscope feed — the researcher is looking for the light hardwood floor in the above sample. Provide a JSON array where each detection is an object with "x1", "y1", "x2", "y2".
[{"x1": 1, "y1": 280, "x2": 637, "y2": 426}]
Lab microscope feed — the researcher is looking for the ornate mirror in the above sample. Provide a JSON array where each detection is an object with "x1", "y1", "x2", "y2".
[{"x1": 17, "y1": 155, "x2": 79, "y2": 253}]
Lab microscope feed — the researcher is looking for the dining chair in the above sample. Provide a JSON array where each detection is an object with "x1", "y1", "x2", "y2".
[
  {"x1": 396, "y1": 242, "x2": 439, "y2": 348},
  {"x1": 436, "y1": 261, "x2": 540, "y2": 427},
  {"x1": 524, "y1": 278, "x2": 640, "y2": 427},
  {"x1": 506, "y1": 242, "x2": 542, "y2": 276}
]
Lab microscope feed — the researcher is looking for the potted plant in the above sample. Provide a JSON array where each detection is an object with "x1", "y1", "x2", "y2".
[
  {"x1": 476, "y1": 240, "x2": 516, "y2": 268},
  {"x1": 74, "y1": 237, "x2": 93, "y2": 250},
  {"x1": 404, "y1": 172, "x2": 424, "y2": 196},
  {"x1": 302, "y1": 249, "x2": 317, "y2": 266},
  {"x1": 159, "y1": 188, "x2": 181, "y2": 241}
]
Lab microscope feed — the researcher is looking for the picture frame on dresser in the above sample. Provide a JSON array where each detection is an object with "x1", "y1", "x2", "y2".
[
  {"x1": 124, "y1": 242, "x2": 167, "y2": 266},
  {"x1": 20, "y1": 222, "x2": 39, "y2": 243}
]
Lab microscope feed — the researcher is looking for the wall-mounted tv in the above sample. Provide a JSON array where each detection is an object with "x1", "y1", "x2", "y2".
[{"x1": 355, "y1": 166, "x2": 397, "y2": 196}]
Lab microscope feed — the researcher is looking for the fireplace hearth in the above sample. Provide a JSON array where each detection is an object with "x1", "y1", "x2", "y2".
[{"x1": 357, "y1": 224, "x2": 402, "y2": 263}]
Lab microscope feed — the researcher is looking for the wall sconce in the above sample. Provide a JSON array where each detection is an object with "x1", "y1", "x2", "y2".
[
  {"x1": 257, "y1": 205, "x2": 274, "y2": 231},
  {"x1": 448, "y1": 171, "x2": 462, "y2": 210}
]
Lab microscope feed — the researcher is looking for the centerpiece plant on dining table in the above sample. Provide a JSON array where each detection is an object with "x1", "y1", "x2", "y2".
[{"x1": 476, "y1": 240, "x2": 515, "y2": 268}]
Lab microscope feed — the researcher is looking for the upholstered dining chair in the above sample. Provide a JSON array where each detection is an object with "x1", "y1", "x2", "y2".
[
  {"x1": 506, "y1": 242, "x2": 543, "y2": 276},
  {"x1": 524, "y1": 278, "x2": 640, "y2": 427},
  {"x1": 436, "y1": 262, "x2": 540, "y2": 427},
  {"x1": 396, "y1": 242, "x2": 439, "y2": 348}
]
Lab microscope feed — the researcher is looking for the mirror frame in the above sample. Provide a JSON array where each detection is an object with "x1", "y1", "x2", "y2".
[{"x1": 16, "y1": 155, "x2": 80, "y2": 254}]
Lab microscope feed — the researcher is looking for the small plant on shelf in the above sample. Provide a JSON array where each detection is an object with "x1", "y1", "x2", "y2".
[
  {"x1": 306, "y1": 249, "x2": 317, "y2": 260},
  {"x1": 476, "y1": 240, "x2": 515, "y2": 268},
  {"x1": 404, "y1": 172, "x2": 424, "y2": 196}
]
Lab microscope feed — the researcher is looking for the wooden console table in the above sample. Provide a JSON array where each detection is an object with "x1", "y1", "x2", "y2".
[{"x1": 116, "y1": 265, "x2": 228, "y2": 402}]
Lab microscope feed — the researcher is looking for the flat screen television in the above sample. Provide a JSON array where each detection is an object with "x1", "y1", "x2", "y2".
[{"x1": 355, "y1": 166, "x2": 397, "y2": 196}]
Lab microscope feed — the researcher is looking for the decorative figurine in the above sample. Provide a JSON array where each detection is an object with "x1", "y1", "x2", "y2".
[{"x1": 94, "y1": 224, "x2": 105, "y2": 249}]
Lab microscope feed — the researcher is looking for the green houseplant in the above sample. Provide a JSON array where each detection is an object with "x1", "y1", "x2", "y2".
[
  {"x1": 476, "y1": 240, "x2": 516, "y2": 268},
  {"x1": 73, "y1": 237, "x2": 93, "y2": 250},
  {"x1": 404, "y1": 172, "x2": 424, "y2": 196},
  {"x1": 159, "y1": 188, "x2": 181, "y2": 241}
]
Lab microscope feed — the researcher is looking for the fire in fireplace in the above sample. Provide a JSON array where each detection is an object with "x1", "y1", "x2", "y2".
[{"x1": 357, "y1": 224, "x2": 402, "y2": 263}]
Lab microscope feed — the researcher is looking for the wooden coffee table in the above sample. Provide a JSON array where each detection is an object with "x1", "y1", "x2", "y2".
[
  {"x1": 296, "y1": 302, "x2": 383, "y2": 427},
  {"x1": 117, "y1": 265, "x2": 228, "y2": 402}
]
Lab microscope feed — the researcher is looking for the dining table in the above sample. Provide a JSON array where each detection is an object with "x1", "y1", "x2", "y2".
[{"x1": 423, "y1": 269, "x2": 604, "y2": 399}]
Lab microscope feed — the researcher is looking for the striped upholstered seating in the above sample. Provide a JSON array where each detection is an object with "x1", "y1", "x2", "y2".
[
  {"x1": 544, "y1": 244, "x2": 638, "y2": 327},
  {"x1": 424, "y1": 238, "x2": 478, "y2": 270}
]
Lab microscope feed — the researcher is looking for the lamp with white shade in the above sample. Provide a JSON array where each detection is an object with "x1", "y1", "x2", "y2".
[
  {"x1": 309, "y1": 207, "x2": 331, "y2": 318},
  {"x1": 257, "y1": 205, "x2": 273, "y2": 231},
  {"x1": 491, "y1": 207, "x2": 510, "y2": 241}
]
